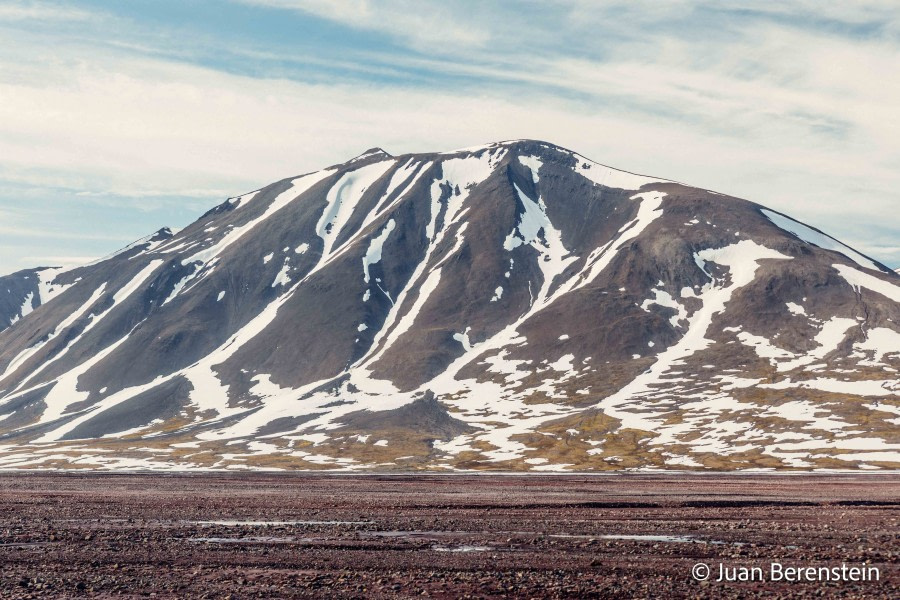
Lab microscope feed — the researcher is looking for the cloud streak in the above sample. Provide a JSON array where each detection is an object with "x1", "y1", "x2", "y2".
[
  {"x1": 0, "y1": 1, "x2": 94, "y2": 22},
  {"x1": 0, "y1": 0, "x2": 897, "y2": 270},
  {"x1": 235, "y1": 0, "x2": 493, "y2": 49}
]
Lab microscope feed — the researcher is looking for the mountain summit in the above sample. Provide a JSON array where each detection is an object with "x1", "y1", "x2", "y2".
[{"x1": 0, "y1": 140, "x2": 897, "y2": 471}]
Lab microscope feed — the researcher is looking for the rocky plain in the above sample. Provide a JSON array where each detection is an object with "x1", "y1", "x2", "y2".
[{"x1": 0, "y1": 473, "x2": 896, "y2": 598}]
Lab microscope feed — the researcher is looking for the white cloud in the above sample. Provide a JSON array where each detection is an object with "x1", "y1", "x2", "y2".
[
  {"x1": 0, "y1": 1, "x2": 898, "y2": 268},
  {"x1": 0, "y1": 222, "x2": 131, "y2": 242},
  {"x1": 236, "y1": 0, "x2": 491, "y2": 49},
  {"x1": 0, "y1": 2, "x2": 94, "y2": 22}
]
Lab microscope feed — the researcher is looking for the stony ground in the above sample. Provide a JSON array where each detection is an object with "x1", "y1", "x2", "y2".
[{"x1": 0, "y1": 473, "x2": 896, "y2": 598}]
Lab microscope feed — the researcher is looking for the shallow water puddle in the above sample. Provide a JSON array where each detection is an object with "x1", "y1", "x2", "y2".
[
  {"x1": 366, "y1": 530, "x2": 471, "y2": 538},
  {"x1": 600, "y1": 534, "x2": 696, "y2": 543},
  {"x1": 188, "y1": 536, "x2": 306, "y2": 544},
  {"x1": 0, "y1": 542, "x2": 53, "y2": 548},
  {"x1": 549, "y1": 533, "x2": 731, "y2": 544},
  {"x1": 369, "y1": 530, "x2": 721, "y2": 545},
  {"x1": 192, "y1": 520, "x2": 371, "y2": 526},
  {"x1": 432, "y1": 545, "x2": 491, "y2": 553}
]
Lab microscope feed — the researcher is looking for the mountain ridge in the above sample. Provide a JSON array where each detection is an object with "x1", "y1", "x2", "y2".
[{"x1": 0, "y1": 139, "x2": 897, "y2": 471}]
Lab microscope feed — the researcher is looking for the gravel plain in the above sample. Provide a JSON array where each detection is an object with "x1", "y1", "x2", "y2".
[{"x1": 0, "y1": 472, "x2": 896, "y2": 598}]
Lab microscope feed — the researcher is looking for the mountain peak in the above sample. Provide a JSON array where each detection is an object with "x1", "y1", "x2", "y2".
[
  {"x1": 349, "y1": 147, "x2": 392, "y2": 162},
  {"x1": 445, "y1": 139, "x2": 556, "y2": 155},
  {"x1": 150, "y1": 227, "x2": 174, "y2": 241}
]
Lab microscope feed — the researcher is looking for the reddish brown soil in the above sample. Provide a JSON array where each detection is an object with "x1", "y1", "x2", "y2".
[{"x1": 0, "y1": 473, "x2": 896, "y2": 598}]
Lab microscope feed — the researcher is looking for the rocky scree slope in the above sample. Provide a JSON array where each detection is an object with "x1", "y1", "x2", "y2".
[{"x1": 0, "y1": 140, "x2": 897, "y2": 471}]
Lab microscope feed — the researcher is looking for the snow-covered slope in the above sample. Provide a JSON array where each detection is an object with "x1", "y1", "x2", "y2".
[{"x1": 0, "y1": 140, "x2": 897, "y2": 471}]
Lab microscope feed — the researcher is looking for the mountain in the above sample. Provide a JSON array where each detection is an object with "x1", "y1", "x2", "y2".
[
  {"x1": 1, "y1": 268, "x2": 47, "y2": 330},
  {"x1": 0, "y1": 140, "x2": 897, "y2": 471},
  {"x1": 0, "y1": 232, "x2": 175, "y2": 335},
  {"x1": 0, "y1": 267, "x2": 90, "y2": 331}
]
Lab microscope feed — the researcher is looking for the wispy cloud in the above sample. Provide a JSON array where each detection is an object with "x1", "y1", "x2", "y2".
[
  {"x1": 0, "y1": 1, "x2": 94, "y2": 22},
  {"x1": 0, "y1": 0, "x2": 898, "y2": 270},
  {"x1": 235, "y1": 0, "x2": 492, "y2": 49},
  {"x1": 0, "y1": 222, "x2": 135, "y2": 242}
]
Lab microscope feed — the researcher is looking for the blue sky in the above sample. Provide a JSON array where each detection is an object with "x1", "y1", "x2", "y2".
[{"x1": 1, "y1": 0, "x2": 898, "y2": 271}]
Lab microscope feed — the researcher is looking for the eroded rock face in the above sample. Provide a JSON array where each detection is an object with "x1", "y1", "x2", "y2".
[{"x1": 0, "y1": 140, "x2": 897, "y2": 471}]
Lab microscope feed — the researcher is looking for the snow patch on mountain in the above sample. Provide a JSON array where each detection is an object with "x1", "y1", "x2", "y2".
[
  {"x1": 272, "y1": 260, "x2": 292, "y2": 288},
  {"x1": 833, "y1": 263, "x2": 900, "y2": 302},
  {"x1": 735, "y1": 316, "x2": 857, "y2": 372},
  {"x1": 595, "y1": 240, "x2": 792, "y2": 433},
  {"x1": 853, "y1": 328, "x2": 900, "y2": 365},
  {"x1": 36, "y1": 267, "x2": 77, "y2": 306},
  {"x1": 786, "y1": 302, "x2": 807, "y2": 316},
  {"x1": 572, "y1": 154, "x2": 669, "y2": 191},
  {"x1": 565, "y1": 191, "x2": 666, "y2": 294},
  {"x1": 17, "y1": 292, "x2": 36, "y2": 321},
  {"x1": 382, "y1": 159, "x2": 420, "y2": 202},
  {"x1": 22, "y1": 260, "x2": 163, "y2": 402},
  {"x1": 762, "y1": 209, "x2": 881, "y2": 272},
  {"x1": 185, "y1": 168, "x2": 335, "y2": 269},
  {"x1": 517, "y1": 155, "x2": 543, "y2": 183},
  {"x1": 362, "y1": 220, "x2": 396, "y2": 284},
  {"x1": 0, "y1": 285, "x2": 107, "y2": 384},
  {"x1": 641, "y1": 288, "x2": 688, "y2": 327},
  {"x1": 317, "y1": 160, "x2": 395, "y2": 258},
  {"x1": 503, "y1": 183, "x2": 555, "y2": 251}
]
